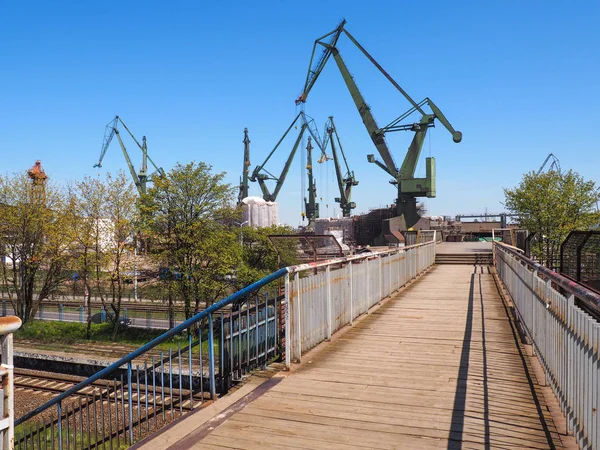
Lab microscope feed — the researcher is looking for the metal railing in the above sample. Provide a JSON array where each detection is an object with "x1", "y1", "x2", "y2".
[
  {"x1": 12, "y1": 237, "x2": 438, "y2": 449},
  {"x1": 284, "y1": 239, "x2": 436, "y2": 366},
  {"x1": 1, "y1": 301, "x2": 189, "y2": 330},
  {"x1": 13, "y1": 269, "x2": 286, "y2": 450},
  {"x1": 0, "y1": 317, "x2": 22, "y2": 450},
  {"x1": 494, "y1": 242, "x2": 600, "y2": 450}
]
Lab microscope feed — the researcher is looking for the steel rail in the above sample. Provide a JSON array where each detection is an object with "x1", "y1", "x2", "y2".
[{"x1": 16, "y1": 267, "x2": 288, "y2": 425}]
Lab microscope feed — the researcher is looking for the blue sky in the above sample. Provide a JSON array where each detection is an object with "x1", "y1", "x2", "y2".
[{"x1": 1, "y1": 1, "x2": 598, "y2": 226}]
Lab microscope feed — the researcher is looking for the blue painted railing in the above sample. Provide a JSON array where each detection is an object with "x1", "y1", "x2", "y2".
[{"x1": 15, "y1": 267, "x2": 288, "y2": 449}]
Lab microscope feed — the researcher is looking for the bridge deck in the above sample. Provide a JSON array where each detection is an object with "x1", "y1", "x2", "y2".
[{"x1": 144, "y1": 265, "x2": 568, "y2": 449}]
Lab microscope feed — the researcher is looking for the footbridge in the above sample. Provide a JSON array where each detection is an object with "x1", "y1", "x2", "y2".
[{"x1": 5, "y1": 238, "x2": 599, "y2": 449}]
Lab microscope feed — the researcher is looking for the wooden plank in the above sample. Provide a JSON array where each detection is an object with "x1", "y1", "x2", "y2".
[{"x1": 162, "y1": 265, "x2": 566, "y2": 450}]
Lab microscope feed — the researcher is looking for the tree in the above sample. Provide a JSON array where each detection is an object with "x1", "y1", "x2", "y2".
[
  {"x1": 69, "y1": 175, "x2": 109, "y2": 338},
  {"x1": 139, "y1": 162, "x2": 239, "y2": 323},
  {"x1": 104, "y1": 172, "x2": 137, "y2": 338},
  {"x1": 0, "y1": 173, "x2": 73, "y2": 323},
  {"x1": 236, "y1": 224, "x2": 297, "y2": 286},
  {"x1": 504, "y1": 169, "x2": 600, "y2": 262}
]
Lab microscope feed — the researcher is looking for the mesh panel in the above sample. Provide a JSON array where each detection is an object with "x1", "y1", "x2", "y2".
[{"x1": 560, "y1": 231, "x2": 600, "y2": 292}]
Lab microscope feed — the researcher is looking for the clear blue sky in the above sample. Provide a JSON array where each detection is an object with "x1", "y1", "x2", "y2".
[{"x1": 1, "y1": 1, "x2": 598, "y2": 226}]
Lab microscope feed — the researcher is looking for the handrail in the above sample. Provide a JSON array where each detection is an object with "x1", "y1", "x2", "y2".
[
  {"x1": 287, "y1": 240, "x2": 434, "y2": 274},
  {"x1": 0, "y1": 316, "x2": 21, "y2": 450},
  {"x1": 16, "y1": 267, "x2": 289, "y2": 425},
  {"x1": 16, "y1": 239, "x2": 437, "y2": 428},
  {"x1": 494, "y1": 241, "x2": 600, "y2": 310}
]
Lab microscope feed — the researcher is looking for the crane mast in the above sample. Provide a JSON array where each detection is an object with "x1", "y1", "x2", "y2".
[
  {"x1": 238, "y1": 128, "x2": 251, "y2": 205},
  {"x1": 94, "y1": 115, "x2": 165, "y2": 195},
  {"x1": 303, "y1": 137, "x2": 319, "y2": 228},
  {"x1": 324, "y1": 117, "x2": 358, "y2": 217},
  {"x1": 296, "y1": 21, "x2": 462, "y2": 228},
  {"x1": 249, "y1": 112, "x2": 325, "y2": 208}
]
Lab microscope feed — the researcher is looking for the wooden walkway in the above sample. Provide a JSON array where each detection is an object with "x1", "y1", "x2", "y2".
[{"x1": 143, "y1": 265, "x2": 568, "y2": 449}]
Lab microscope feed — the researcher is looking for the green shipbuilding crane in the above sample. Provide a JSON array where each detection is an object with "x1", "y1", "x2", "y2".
[
  {"x1": 296, "y1": 20, "x2": 462, "y2": 228},
  {"x1": 94, "y1": 115, "x2": 165, "y2": 195},
  {"x1": 322, "y1": 116, "x2": 358, "y2": 217},
  {"x1": 249, "y1": 112, "x2": 328, "y2": 228}
]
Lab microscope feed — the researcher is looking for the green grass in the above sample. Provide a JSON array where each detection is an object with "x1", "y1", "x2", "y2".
[{"x1": 15, "y1": 321, "x2": 195, "y2": 351}]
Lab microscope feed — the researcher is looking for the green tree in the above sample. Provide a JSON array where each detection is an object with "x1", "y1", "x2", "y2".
[
  {"x1": 0, "y1": 173, "x2": 73, "y2": 323},
  {"x1": 504, "y1": 169, "x2": 600, "y2": 261},
  {"x1": 236, "y1": 224, "x2": 297, "y2": 286},
  {"x1": 104, "y1": 172, "x2": 138, "y2": 338},
  {"x1": 139, "y1": 162, "x2": 239, "y2": 323}
]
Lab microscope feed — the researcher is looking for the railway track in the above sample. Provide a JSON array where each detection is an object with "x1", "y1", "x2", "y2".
[{"x1": 14, "y1": 369, "x2": 205, "y2": 411}]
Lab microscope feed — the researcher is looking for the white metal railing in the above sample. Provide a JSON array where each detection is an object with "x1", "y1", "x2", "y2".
[
  {"x1": 494, "y1": 242, "x2": 600, "y2": 450},
  {"x1": 0, "y1": 316, "x2": 21, "y2": 450},
  {"x1": 283, "y1": 238, "x2": 436, "y2": 367}
]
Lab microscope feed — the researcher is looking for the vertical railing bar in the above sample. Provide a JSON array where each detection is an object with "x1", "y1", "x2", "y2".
[
  {"x1": 99, "y1": 389, "x2": 106, "y2": 450},
  {"x1": 255, "y1": 296, "x2": 259, "y2": 366},
  {"x1": 219, "y1": 313, "x2": 225, "y2": 389},
  {"x1": 237, "y1": 303, "x2": 242, "y2": 377},
  {"x1": 207, "y1": 313, "x2": 216, "y2": 400},
  {"x1": 178, "y1": 342, "x2": 183, "y2": 415},
  {"x1": 65, "y1": 405, "x2": 70, "y2": 450},
  {"x1": 126, "y1": 362, "x2": 133, "y2": 445},
  {"x1": 294, "y1": 272, "x2": 301, "y2": 363},
  {"x1": 51, "y1": 414, "x2": 55, "y2": 450},
  {"x1": 92, "y1": 390, "x2": 99, "y2": 450},
  {"x1": 113, "y1": 379, "x2": 119, "y2": 450},
  {"x1": 160, "y1": 353, "x2": 165, "y2": 422},
  {"x1": 85, "y1": 395, "x2": 91, "y2": 449},
  {"x1": 263, "y1": 295, "x2": 268, "y2": 367},
  {"x1": 119, "y1": 376, "x2": 125, "y2": 447},
  {"x1": 135, "y1": 366, "x2": 141, "y2": 440},
  {"x1": 57, "y1": 402, "x2": 62, "y2": 450},
  {"x1": 144, "y1": 361, "x2": 149, "y2": 435},
  {"x1": 106, "y1": 383, "x2": 113, "y2": 450},
  {"x1": 229, "y1": 311, "x2": 233, "y2": 381},
  {"x1": 169, "y1": 348, "x2": 174, "y2": 421},
  {"x1": 199, "y1": 330, "x2": 204, "y2": 403},
  {"x1": 188, "y1": 334, "x2": 193, "y2": 410},
  {"x1": 151, "y1": 356, "x2": 157, "y2": 430},
  {"x1": 246, "y1": 301, "x2": 250, "y2": 370}
]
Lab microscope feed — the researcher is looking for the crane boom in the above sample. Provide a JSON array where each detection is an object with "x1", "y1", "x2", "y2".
[
  {"x1": 296, "y1": 21, "x2": 462, "y2": 227},
  {"x1": 250, "y1": 112, "x2": 322, "y2": 205},
  {"x1": 94, "y1": 115, "x2": 165, "y2": 195},
  {"x1": 537, "y1": 153, "x2": 561, "y2": 175}
]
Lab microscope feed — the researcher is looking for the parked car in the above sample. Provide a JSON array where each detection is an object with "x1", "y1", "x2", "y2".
[{"x1": 90, "y1": 311, "x2": 132, "y2": 326}]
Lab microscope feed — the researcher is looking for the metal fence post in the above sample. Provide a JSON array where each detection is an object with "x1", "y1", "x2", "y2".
[
  {"x1": 208, "y1": 313, "x2": 216, "y2": 399},
  {"x1": 294, "y1": 272, "x2": 302, "y2": 363},
  {"x1": 79, "y1": 306, "x2": 84, "y2": 323},
  {"x1": 349, "y1": 262, "x2": 354, "y2": 325},
  {"x1": 284, "y1": 274, "x2": 291, "y2": 370},
  {"x1": 100, "y1": 306, "x2": 106, "y2": 323},
  {"x1": 326, "y1": 266, "x2": 332, "y2": 341},
  {"x1": 0, "y1": 317, "x2": 22, "y2": 450}
]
